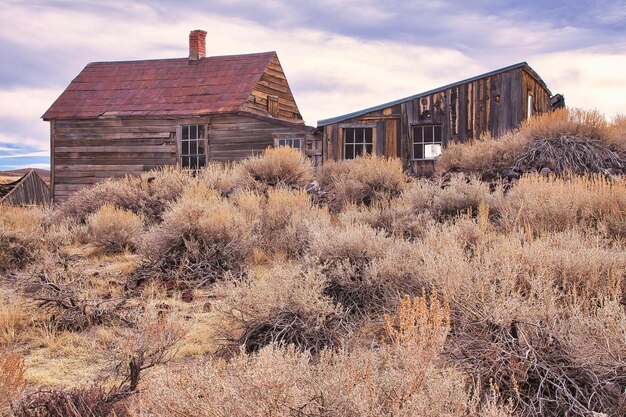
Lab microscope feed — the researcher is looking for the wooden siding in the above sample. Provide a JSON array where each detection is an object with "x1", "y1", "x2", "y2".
[
  {"x1": 243, "y1": 55, "x2": 304, "y2": 123},
  {"x1": 52, "y1": 115, "x2": 318, "y2": 202},
  {"x1": 322, "y1": 66, "x2": 552, "y2": 176},
  {"x1": 0, "y1": 170, "x2": 51, "y2": 206}
]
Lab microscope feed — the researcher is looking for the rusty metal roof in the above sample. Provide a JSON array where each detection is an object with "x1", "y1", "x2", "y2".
[{"x1": 42, "y1": 52, "x2": 276, "y2": 120}]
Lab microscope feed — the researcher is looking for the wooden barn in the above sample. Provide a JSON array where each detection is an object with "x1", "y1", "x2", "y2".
[
  {"x1": 0, "y1": 169, "x2": 51, "y2": 206},
  {"x1": 43, "y1": 30, "x2": 320, "y2": 203},
  {"x1": 318, "y1": 62, "x2": 556, "y2": 175}
]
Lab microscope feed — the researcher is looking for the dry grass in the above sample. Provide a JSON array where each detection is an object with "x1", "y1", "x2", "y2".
[{"x1": 498, "y1": 174, "x2": 626, "y2": 237}]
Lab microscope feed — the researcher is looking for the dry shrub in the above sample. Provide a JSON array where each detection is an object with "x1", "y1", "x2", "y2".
[
  {"x1": 0, "y1": 205, "x2": 43, "y2": 272},
  {"x1": 86, "y1": 204, "x2": 144, "y2": 253},
  {"x1": 215, "y1": 263, "x2": 345, "y2": 354},
  {"x1": 438, "y1": 108, "x2": 626, "y2": 177},
  {"x1": 139, "y1": 166, "x2": 199, "y2": 214},
  {"x1": 410, "y1": 220, "x2": 626, "y2": 415},
  {"x1": 238, "y1": 146, "x2": 312, "y2": 188},
  {"x1": 12, "y1": 387, "x2": 124, "y2": 417},
  {"x1": 259, "y1": 188, "x2": 329, "y2": 258},
  {"x1": 53, "y1": 176, "x2": 149, "y2": 223},
  {"x1": 308, "y1": 223, "x2": 425, "y2": 316},
  {"x1": 431, "y1": 176, "x2": 498, "y2": 220},
  {"x1": 0, "y1": 351, "x2": 26, "y2": 414},
  {"x1": 339, "y1": 199, "x2": 435, "y2": 240},
  {"x1": 499, "y1": 174, "x2": 626, "y2": 237},
  {"x1": 198, "y1": 162, "x2": 252, "y2": 196},
  {"x1": 318, "y1": 156, "x2": 407, "y2": 211},
  {"x1": 437, "y1": 130, "x2": 526, "y2": 176},
  {"x1": 130, "y1": 290, "x2": 476, "y2": 417},
  {"x1": 138, "y1": 185, "x2": 256, "y2": 284}
]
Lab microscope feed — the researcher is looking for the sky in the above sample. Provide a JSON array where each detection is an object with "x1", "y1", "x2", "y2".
[{"x1": 0, "y1": 0, "x2": 625, "y2": 171}]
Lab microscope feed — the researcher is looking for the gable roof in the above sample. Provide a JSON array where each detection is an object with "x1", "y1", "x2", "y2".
[
  {"x1": 43, "y1": 51, "x2": 277, "y2": 120},
  {"x1": 317, "y1": 62, "x2": 551, "y2": 127}
]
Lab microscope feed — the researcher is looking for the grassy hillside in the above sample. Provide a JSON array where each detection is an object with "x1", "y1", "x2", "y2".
[{"x1": 1, "y1": 109, "x2": 624, "y2": 417}]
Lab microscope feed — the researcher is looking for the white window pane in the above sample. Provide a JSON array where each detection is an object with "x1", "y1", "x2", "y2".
[{"x1": 424, "y1": 144, "x2": 442, "y2": 159}]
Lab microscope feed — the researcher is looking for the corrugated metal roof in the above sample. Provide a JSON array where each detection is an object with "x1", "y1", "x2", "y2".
[
  {"x1": 318, "y1": 62, "x2": 550, "y2": 127},
  {"x1": 43, "y1": 52, "x2": 277, "y2": 120}
]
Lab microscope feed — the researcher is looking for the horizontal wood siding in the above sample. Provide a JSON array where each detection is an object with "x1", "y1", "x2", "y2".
[
  {"x1": 53, "y1": 115, "x2": 318, "y2": 202},
  {"x1": 243, "y1": 55, "x2": 304, "y2": 123},
  {"x1": 53, "y1": 118, "x2": 178, "y2": 202}
]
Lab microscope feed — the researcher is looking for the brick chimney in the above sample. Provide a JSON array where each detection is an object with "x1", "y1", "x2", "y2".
[{"x1": 189, "y1": 30, "x2": 207, "y2": 60}]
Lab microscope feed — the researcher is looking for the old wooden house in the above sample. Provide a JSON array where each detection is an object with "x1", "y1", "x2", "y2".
[
  {"x1": 318, "y1": 62, "x2": 555, "y2": 175},
  {"x1": 43, "y1": 30, "x2": 319, "y2": 202},
  {"x1": 0, "y1": 169, "x2": 51, "y2": 206}
]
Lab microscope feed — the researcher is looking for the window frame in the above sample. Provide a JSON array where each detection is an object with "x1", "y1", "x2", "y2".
[
  {"x1": 411, "y1": 124, "x2": 442, "y2": 161},
  {"x1": 274, "y1": 137, "x2": 303, "y2": 150},
  {"x1": 177, "y1": 123, "x2": 208, "y2": 170},
  {"x1": 340, "y1": 124, "x2": 375, "y2": 160},
  {"x1": 527, "y1": 91, "x2": 534, "y2": 119}
]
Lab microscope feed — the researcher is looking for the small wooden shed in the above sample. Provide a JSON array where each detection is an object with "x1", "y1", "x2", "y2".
[
  {"x1": 318, "y1": 62, "x2": 555, "y2": 175},
  {"x1": 0, "y1": 170, "x2": 51, "y2": 206},
  {"x1": 43, "y1": 30, "x2": 320, "y2": 203}
]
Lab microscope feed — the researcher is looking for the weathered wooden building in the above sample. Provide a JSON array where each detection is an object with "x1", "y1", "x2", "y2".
[
  {"x1": 0, "y1": 169, "x2": 51, "y2": 206},
  {"x1": 43, "y1": 30, "x2": 320, "y2": 202},
  {"x1": 318, "y1": 62, "x2": 554, "y2": 175}
]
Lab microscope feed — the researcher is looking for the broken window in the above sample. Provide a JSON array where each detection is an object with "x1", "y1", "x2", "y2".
[
  {"x1": 343, "y1": 127, "x2": 373, "y2": 159},
  {"x1": 412, "y1": 125, "x2": 442, "y2": 160},
  {"x1": 179, "y1": 124, "x2": 206, "y2": 170}
]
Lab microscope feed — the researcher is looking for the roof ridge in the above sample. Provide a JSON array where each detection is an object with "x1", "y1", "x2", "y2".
[{"x1": 87, "y1": 51, "x2": 277, "y2": 66}]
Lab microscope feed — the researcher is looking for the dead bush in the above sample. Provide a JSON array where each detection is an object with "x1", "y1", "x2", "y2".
[
  {"x1": 339, "y1": 199, "x2": 436, "y2": 240},
  {"x1": 198, "y1": 162, "x2": 252, "y2": 196},
  {"x1": 431, "y1": 176, "x2": 497, "y2": 220},
  {"x1": 130, "y1": 289, "x2": 473, "y2": 417},
  {"x1": 498, "y1": 174, "x2": 626, "y2": 237},
  {"x1": 53, "y1": 176, "x2": 150, "y2": 224},
  {"x1": 308, "y1": 223, "x2": 425, "y2": 316},
  {"x1": 0, "y1": 205, "x2": 43, "y2": 272},
  {"x1": 140, "y1": 166, "x2": 199, "y2": 215},
  {"x1": 137, "y1": 186, "x2": 256, "y2": 284},
  {"x1": 0, "y1": 351, "x2": 26, "y2": 414},
  {"x1": 318, "y1": 156, "x2": 407, "y2": 211},
  {"x1": 86, "y1": 204, "x2": 144, "y2": 253},
  {"x1": 215, "y1": 263, "x2": 345, "y2": 354},
  {"x1": 12, "y1": 387, "x2": 125, "y2": 417},
  {"x1": 438, "y1": 108, "x2": 626, "y2": 178},
  {"x1": 258, "y1": 188, "x2": 329, "y2": 258},
  {"x1": 238, "y1": 146, "x2": 312, "y2": 188}
]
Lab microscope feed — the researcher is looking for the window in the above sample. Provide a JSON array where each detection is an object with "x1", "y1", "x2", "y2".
[
  {"x1": 527, "y1": 92, "x2": 533, "y2": 119},
  {"x1": 180, "y1": 124, "x2": 206, "y2": 169},
  {"x1": 412, "y1": 125, "x2": 442, "y2": 160},
  {"x1": 343, "y1": 127, "x2": 373, "y2": 159},
  {"x1": 276, "y1": 138, "x2": 302, "y2": 149}
]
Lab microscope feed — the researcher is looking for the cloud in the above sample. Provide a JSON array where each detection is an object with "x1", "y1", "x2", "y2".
[
  {"x1": 0, "y1": 0, "x2": 624, "y2": 166},
  {"x1": 0, "y1": 151, "x2": 50, "y2": 159}
]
